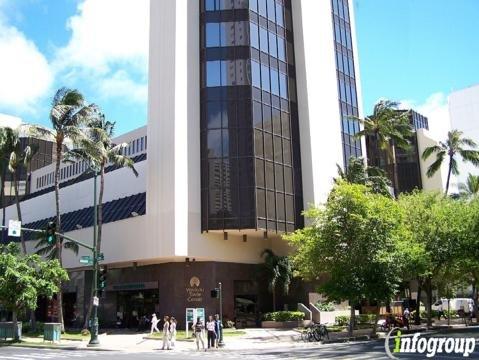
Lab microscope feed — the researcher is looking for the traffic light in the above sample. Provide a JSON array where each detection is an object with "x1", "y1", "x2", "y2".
[
  {"x1": 98, "y1": 266, "x2": 107, "y2": 295},
  {"x1": 45, "y1": 221, "x2": 56, "y2": 245},
  {"x1": 211, "y1": 288, "x2": 219, "y2": 298}
]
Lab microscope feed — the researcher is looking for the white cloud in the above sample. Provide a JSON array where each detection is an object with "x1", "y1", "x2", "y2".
[
  {"x1": 97, "y1": 70, "x2": 147, "y2": 103},
  {"x1": 400, "y1": 92, "x2": 451, "y2": 142},
  {"x1": 0, "y1": 113, "x2": 22, "y2": 128},
  {"x1": 0, "y1": 19, "x2": 53, "y2": 111},
  {"x1": 55, "y1": 0, "x2": 149, "y2": 74}
]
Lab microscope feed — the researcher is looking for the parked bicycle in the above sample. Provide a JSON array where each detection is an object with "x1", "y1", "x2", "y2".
[{"x1": 300, "y1": 322, "x2": 329, "y2": 342}]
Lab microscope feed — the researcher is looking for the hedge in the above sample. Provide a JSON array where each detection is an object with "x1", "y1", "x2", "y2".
[{"x1": 263, "y1": 311, "x2": 305, "y2": 321}]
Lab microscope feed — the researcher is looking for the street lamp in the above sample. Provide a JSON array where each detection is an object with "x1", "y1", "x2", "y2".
[{"x1": 218, "y1": 282, "x2": 225, "y2": 347}]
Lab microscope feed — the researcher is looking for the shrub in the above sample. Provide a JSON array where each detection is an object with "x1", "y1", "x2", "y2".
[
  {"x1": 81, "y1": 329, "x2": 91, "y2": 336},
  {"x1": 356, "y1": 314, "x2": 377, "y2": 325},
  {"x1": 22, "y1": 321, "x2": 44, "y2": 334},
  {"x1": 335, "y1": 315, "x2": 350, "y2": 326},
  {"x1": 263, "y1": 311, "x2": 304, "y2": 322},
  {"x1": 316, "y1": 301, "x2": 335, "y2": 312},
  {"x1": 223, "y1": 320, "x2": 235, "y2": 329}
]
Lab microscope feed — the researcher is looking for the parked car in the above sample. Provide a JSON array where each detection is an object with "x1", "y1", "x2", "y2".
[{"x1": 432, "y1": 298, "x2": 474, "y2": 315}]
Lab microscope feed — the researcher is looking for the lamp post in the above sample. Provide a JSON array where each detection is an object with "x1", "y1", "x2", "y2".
[
  {"x1": 218, "y1": 282, "x2": 224, "y2": 347},
  {"x1": 88, "y1": 169, "x2": 100, "y2": 346}
]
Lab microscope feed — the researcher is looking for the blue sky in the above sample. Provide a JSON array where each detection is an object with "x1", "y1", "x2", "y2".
[{"x1": 0, "y1": 0, "x2": 478, "y2": 137}]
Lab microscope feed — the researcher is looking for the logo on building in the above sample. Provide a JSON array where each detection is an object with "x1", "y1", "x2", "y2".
[{"x1": 190, "y1": 276, "x2": 200, "y2": 288}]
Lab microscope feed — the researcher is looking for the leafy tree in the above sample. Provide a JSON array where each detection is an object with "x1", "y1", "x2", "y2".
[
  {"x1": 0, "y1": 243, "x2": 68, "y2": 340},
  {"x1": 459, "y1": 173, "x2": 479, "y2": 198},
  {"x1": 29, "y1": 87, "x2": 97, "y2": 332},
  {"x1": 260, "y1": 249, "x2": 293, "y2": 312},
  {"x1": 398, "y1": 191, "x2": 467, "y2": 328},
  {"x1": 422, "y1": 130, "x2": 479, "y2": 195},
  {"x1": 65, "y1": 113, "x2": 138, "y2": 329},
  {"x1": 285, "y1": 182, "x2": 404, "y2": 336},
  {"x1": 336, "y1": 156, "x2": 392, "y2": 197},
  {"x1": 352, "y1": 100, "x2": 413, "y2": 194}
]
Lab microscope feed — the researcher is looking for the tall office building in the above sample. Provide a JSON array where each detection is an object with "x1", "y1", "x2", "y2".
[
  {"x1": 5, "y1": 0, "x2": 364, "y2": 327},
  {"x1": 449, "y1": 84, "x2": 479, "y2": 186}
]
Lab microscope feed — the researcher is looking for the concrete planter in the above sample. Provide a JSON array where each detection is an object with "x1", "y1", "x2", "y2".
[{"x1": 261, "y1": 320, "x2": 303, "y2": 328}]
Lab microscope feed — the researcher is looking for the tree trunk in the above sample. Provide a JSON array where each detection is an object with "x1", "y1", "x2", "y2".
[
  {"x1": 391, "y1": 144, "x2": 400, "y2": 197},
  {"x1": 29, "y1": 310, "x2": 37, "y2": 333},
  {"x1": 415, "y1": 281, "x2": 422, "y2": 325},
  {"x1": 13, "y1": 170, "x2": 26, "y2": 254},
  {"x1": 472, "y1": 279, "x2": 478, "y2": 323},
  {"x1": 54, "y1": 141, "x2": 65, "y2": 332},
  {"x1": 349, "y1": 303, "x2": 354, "y2": 337},
  {"x1": 445, "y1": 156, "x2": 453, "y2": 196},
  {"x1": 425, "y1": 277, "x2": 433, "y2": 329},
  {"x1": 371, "y1": 304, "x2": 380, "y2": 337},
  {"x1": 12, "y1": 310, "x2": 19, "y2": 341},
  {"x1": 272, "y1": 285, "x2": 276, "y2": 312}
]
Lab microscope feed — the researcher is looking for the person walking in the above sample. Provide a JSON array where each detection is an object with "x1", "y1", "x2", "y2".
[
  {"x1": 150, "y1": 313, "x2": 159, "y2": 334},
  {"x1": 214, "y1": 314, "x2": 221, "y2": 348},
  {"x1": 403, "y1": 308, "x2": 410, "y2": 330},
  {"x1": 161, "y1": 316, "x2": 171, "y2": 350},
  {"x1": 193, "y1": 316, "x2": 206, "y2": 351},
  {"x1": 169, "y1": 317, "x2": 177, "y2": 349},
  {"x1": 206, "y1": 315, "x2": 217, "y2": 349}
]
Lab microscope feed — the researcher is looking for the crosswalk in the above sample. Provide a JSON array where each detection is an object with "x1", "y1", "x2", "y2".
[{"x1": 0, "y1": 350, "x2": 111, "y2": 360}]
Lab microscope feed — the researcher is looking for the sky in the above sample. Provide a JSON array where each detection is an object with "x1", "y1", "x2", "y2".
[{"x1": 0, "y1": 0, "x2": 478, "y2": 138}]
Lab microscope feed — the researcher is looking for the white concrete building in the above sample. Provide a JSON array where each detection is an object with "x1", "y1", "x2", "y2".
[{"x1": 4, "y1": 0, "x2": 365, "y2": 328}]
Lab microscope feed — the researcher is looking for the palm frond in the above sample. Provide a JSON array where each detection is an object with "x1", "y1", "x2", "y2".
[
  {"x1": 426, "y1": 156, "x2": 444, "y2": 178},
  {"x1": 459, "y1": 149, "x2": 479, "y2": 166},
  {"x1": 421, "y1": 145, "x2": 442, "y2": 161}
]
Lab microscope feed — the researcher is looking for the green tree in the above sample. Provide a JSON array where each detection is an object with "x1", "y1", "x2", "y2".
[
  {"x1": 260, "y1": 249, "x2": 293, "y2": 312},
  {"x1": 352, "y1": 100, "x2": 413, "y2": 194},
  {"x1": 29, "y1": 87, "x2": 97, "y2": 332},
  {"x1": 459, "y1": 173, "x2": 479, "y2": 198},
  {"x1": 398, "y1": 191, "x2": 467, "y2": 328},
  {"x1": 65, "y1": 113, "x2": 138, "y2": 329},
  {"x1": 336, "y1": 156, "x2": 392, "y2": 197},
  {"x1": 0, "y1": 243, "x2": 68, "y2": 340},
  {"x1": 285, "y1": 182, "x2": 404, "y2": 336},
  {"x1": 422, "y1": 130, "x2": 479, "y2": 195}
]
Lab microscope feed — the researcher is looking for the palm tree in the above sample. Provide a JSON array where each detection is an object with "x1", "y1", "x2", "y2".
[
  {"x1": 261, "y1": 249, "x2": 293, "y2": 312},
  {"x1": 422, "y1": 130, "x2": 479, "y2": 195},
  {"x1": 30, "y1": 87, "x2": 97, "y2": 332},
  {"x1": 65, "y1": 113, "x2": 138, "y2": 329},
  {"x1": 459, "y1": 173, "x2": 479, "y2": 198},
  {"x1": 336, "y1": 157, "x2": 392, "y2": 197},
  {"x1": 352, "y1": 100, "x2": 413, "y2": 194},
  {"x1": 0, "y1": 128, "x2": 10, "y2": 243},
  {"x1": 0, "y1": 126, "x2": 34, "y2": 254}
]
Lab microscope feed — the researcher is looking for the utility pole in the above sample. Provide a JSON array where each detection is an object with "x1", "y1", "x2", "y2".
[{"x1": 88, "y1": 170, "x2": 99, "y2": 346}]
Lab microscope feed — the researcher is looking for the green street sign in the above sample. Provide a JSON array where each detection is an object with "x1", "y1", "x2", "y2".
[
  {"x1": 80, "y1": 256, "x2": 92, "y2": 265},
  {"x1": 97, "y1": 253, "x2": 104, "y2": 261}
]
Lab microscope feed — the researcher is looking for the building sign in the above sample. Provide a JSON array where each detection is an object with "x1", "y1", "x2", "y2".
[
  {"x1": 107, "y1": 281, "x2": 158, "y2": 292},
  {"x1": 186, "y1": 276, "x2": 204, "y2": 303}
]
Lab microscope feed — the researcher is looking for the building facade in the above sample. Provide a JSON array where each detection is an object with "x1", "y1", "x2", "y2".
[{"x1": 4, "y1": 0, "x2": 364, "y2": 329}]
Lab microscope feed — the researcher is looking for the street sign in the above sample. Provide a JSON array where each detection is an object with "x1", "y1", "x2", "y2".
[
  {"x1": 97, "y1": 253, "x2": 104, "y2": 261},
  {"x1": 80, "y1": 255, "x2": 93, "y2": 265},
  {"x1": 8, "y1": 220, "x2": 21, "y2": 237},
  {"x1": 93, "y1": 296, "x2": 99, "y2": 307}
]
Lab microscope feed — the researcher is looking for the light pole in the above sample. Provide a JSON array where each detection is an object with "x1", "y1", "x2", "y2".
[
  {"x1": 218, "y1": 282, "x2": 224, "y2": 347},
  {"x1": 88, "y1": 169, "x2": 99, "y2": 346}
]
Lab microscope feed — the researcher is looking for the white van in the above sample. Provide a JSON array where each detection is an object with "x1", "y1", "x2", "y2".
[{"x1": 432, "y1": 298, "x2": 474, "y2": 313}]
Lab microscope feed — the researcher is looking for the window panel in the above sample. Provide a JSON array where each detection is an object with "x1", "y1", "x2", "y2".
[
  {"x1": 281, "y1": 112, "x2": 290, "y2": 138},
  {"x1": 255, "y1": 159, "x2": 265, "y2": 188},
  {"x1": 256, "y1": 189, "x2": 266, "y2": 218},
  {"x1": 277, "y1": 37, "x2": 286, "y2": 61},
  {"x1": 207, "y1": 129, "x2": 223, "y2": 157},
  {"x1": 251, "y1": 60, "x2": 261, "y2": 88},
  {"x1": 268, "y1": 32, "x2": 277, "y2": 58},
  {"x1": 276, "y1": 192, "x2": 285, "y2": 221},
  {"x1": 272, "y1": 108, "x2": 281, "y2": 135},
  {"x1": 220, "y1": 0, "x2": 235, "y2": 10},
  {"x1": 279, "y1": 72, "x2": 288, "y2": 99},
  {"x1": 266, "y1": 190, "x2": 276, "y2": 219},
  {"x1": 267, "y1": 0, "x2": 275, "y2": 22},
  {"x1": 265, "y1": 161, "x2": 274, "y2": 189},
  {"x1": 274, "y1": 163, "x2": 284, "y2": 191},
  {"x1": 285, "y1": 194, "x2": 294, "y2": 222},
  {"x1": 206, "y1": 23, "x2": 220, "y2": 47},
  {"x1": 235, "y1": 59, "x2": 247, "y2": 85},
  {"x1": 222, "y1": 129, "x2": 230, "y2": 156},
  {"x1": 206, "y1": 61, "x2": 221, "y2": 87},
  {"x1": 253, "y1": 101, "x2": 262, "y2": 128},
  {"x1": 276, "y1": 3, "x2": 284, "y2": 26},
  {"x1": 261, "y1": 64, "x2": 270, "y2": 92},
  {"x1": 206, "y1": 0, "x2": 216, "y2": 11},
  {"x1": 273, "y1": 135, "x2": 282, "y2": 163},
  {"x1": 206, "y1": 101, "x2": 222, "y2": 128},
  {"x1": 221, "y1": 22, "x2": 235, "y2": 46},
  {"x1": 250, "y1": 22, "x2": 259, "y2": 49},
  {"x1": 254, "y1": 129, "x2": 264, "y2": 157},
  {"x1": 258, "y1": 0, "x2": 267, "y2": 17},
  {"x1": 283, "y1": 139, "x2": 291, "y2": 165},
  {"x1": 264, "y1": 132, "x2": 273, "y2": 161},
  {"x1": 249, "y1": 0, "x2": 257, "y2": 12},
  {"x1": 263, "y1": 105, "x2": 272, "y2": 132},
  {"x1": 259, "y1": 27, "x2": 268, "y2": 53},
  {"x1": 270, "y1": 68, "x2": 279, "y2": 96}
]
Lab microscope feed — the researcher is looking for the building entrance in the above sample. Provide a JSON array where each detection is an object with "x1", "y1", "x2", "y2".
[{"x1": 116, "y1": 289, "x2": 158, "y2": 329}]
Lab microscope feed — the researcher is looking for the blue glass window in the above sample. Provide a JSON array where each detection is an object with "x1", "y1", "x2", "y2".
[
  {"x1": 276, "y1": 3, "x2": 284, "y2": 26},
  {"x1": 270, "y1": 68, "x2": 279, "y2": 96},
  {"x1": 206, "y1": 102, "x2": 222, "y2": 128},
  {"x1": 261, "y1": 64, "x2": 270, "y2": 92},
  {"x1": 250, "y1": 22, "x2": 259, "y2": 49},
  {"x1": 251, "y1": 60, "x2": 261, "y2": 88},
  {"x1": 269, "y1": 32, "x2": 277, "y2": 58},
  {"x1": 267, "y1": 0, "x2": 275, "y2": 22},
  {"x1": 206, "y1": 0, "x2": 216, "y2": 11},
  {"x1": 206, "y1": 23, "x2": 220, "y2": 47},
  {"x1": 277, "y1": 37, "x2": 285, "y2": 61},
  {"x1": 249, "y1": 0, "x2": 257, "y2": 12},
  {"x1": 207, "y1": 61, "x2": 221, "y2": 86},
  {"x1": 207, "y1": 130, "x2": 222, "y2": 157},
  {"x1": 259, "y1": 27, "x2": 268, "y2": 53},
  {"x1": 258, "y1": 0, "x2": 267, "y2": 17},
  {"x1": 279, "y1": 72, "x2": 288, "y2": 99}
]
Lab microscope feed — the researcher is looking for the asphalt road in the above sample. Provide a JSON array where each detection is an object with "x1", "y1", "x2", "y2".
[{"x1": 1, "y1": 328, "x2": 478, "y2": 359}]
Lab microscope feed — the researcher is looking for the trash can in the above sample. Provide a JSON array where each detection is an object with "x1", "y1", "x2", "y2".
[
  {"x1": 0, "y1": 322, "x2": 22, "y2": 340},
  {"x1": 44, "y1": 323, "x2": 61, "y2": 342}
]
